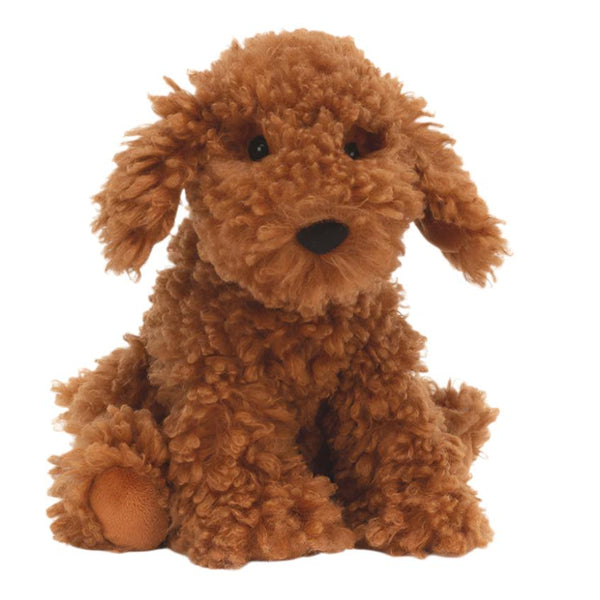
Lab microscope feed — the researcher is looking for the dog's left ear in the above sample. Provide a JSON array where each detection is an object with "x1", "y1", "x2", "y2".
[
  {"x1": 92, "y1": 79, "x2": 203, "y2": 277},
  {"x1": 406, "y1": 112, "x2": 508, "y2": 285}
]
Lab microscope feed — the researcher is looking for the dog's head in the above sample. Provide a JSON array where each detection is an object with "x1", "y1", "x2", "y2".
[{"x1": 94, "y1": 30, "x2": 507, "y2": 315}]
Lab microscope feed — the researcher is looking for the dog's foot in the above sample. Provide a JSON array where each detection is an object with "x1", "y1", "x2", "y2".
[
  {"x1": 187, "y1": 518, "x2": 354, "y2": 569},
  {"x1": 356, "y1": 487, "x2": 492, "y2": 557},
  {"x1": 171, "y1": 475, "x2": 355, "y2": 568},
  {"x1": 89, "y1": 467, "x2": 169, "y2": 550},
  {"x1": 48, "y1": 406, "x2": 169, "y2": 550}
]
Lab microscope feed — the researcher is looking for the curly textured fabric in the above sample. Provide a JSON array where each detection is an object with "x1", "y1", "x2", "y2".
[{"x1": 48, "y1": 30, "x2": 506, "y2": 568}]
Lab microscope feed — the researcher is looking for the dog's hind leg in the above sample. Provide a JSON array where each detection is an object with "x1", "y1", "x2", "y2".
[
  {"x1": 52, "y1": 334, "x2": 163, "y2": 435},
  {"x1": 428, "y1": 381, "x2": 498, "y2": 468},
  {"x1": 48, "y1": 405, "x2": 169, "y2": 551},
  {"x1": 48, "y1": 337, "x2": 170, "y2": 551}
]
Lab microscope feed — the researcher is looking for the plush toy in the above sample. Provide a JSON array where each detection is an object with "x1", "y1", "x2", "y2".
[{"x1": 48, "y1": 30, "x2": 507, "y2": 568}]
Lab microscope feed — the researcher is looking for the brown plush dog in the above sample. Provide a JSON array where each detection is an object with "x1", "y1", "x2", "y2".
[{"x1": 48, "y1": 30, "x2": 507, "y2": 568}]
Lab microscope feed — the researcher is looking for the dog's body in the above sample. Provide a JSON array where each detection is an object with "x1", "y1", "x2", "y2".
[{"x1": 49, "y1": 30, "x2": 506, "y2": 568}]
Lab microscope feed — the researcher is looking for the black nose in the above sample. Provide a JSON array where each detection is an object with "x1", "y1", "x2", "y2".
[{"x1": 296, "y1": 220, "x2": 349, "y2": 255}]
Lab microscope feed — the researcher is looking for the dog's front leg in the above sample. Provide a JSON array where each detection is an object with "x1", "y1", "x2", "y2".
[
  {"x1": 324, "y1": 342, "x2": 494, "y2": 557},
  {"x1": 164, "y1": 381, "x2": 354, "y2": 568}
]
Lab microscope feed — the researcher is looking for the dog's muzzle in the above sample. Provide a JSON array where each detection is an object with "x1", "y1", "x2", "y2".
[{"x1": 296, "y1": 220, "x2": 349, "y2": 255}]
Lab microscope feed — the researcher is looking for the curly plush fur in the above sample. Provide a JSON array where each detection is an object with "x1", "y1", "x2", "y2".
[{"x1": 48, "y1": 30, "x2": 506, "y2": 568}]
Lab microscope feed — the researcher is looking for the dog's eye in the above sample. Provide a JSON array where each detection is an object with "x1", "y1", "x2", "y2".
[
  {"x1": 344, "y1": 127, "x2": 385, "y2": 160},
  {"x1": 344, "y1": 142, "x2": 360, "y2": 160},
  {"x1": 248, "y1": 135, "x2": 269, "y2": 161}
]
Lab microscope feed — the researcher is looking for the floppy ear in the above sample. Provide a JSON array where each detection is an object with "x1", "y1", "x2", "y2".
[
  {"x1": 406, "y1": 107, "x2": 508, "y2": 285},
  {"x1": 92, "y1": 79, "x2": 203, "y2": 277}
]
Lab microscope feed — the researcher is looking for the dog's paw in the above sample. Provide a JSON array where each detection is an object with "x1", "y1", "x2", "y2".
[
  {"x1": 89, "y1": 467, "x2": 169, "y2": 551},
  {"x1": 171, "y1": 475, "x2": 355, "y2": 568},
  {"x1": 183, "y1": 518, "x2": 355, "y2": 569},
  {"x1": 356, "y1": 487, "x2": 493, "y2": 557}
]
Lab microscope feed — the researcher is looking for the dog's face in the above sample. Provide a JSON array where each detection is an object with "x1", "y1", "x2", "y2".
[
  {"x1": 94, "y1": 31, "x2": 506, "y2": 315},
  {"x1": 186, "y1": 34, "x2": 423, "y2": 315}
]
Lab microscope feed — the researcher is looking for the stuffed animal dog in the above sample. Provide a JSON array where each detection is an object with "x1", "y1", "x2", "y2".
[{"x1": 48, "y1": 30, "x2": 507, "y2": 568}]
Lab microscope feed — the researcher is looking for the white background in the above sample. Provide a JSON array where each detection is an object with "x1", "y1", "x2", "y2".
[{"x1": 2, "y1": 1, "x2": 599, "y2": 598}]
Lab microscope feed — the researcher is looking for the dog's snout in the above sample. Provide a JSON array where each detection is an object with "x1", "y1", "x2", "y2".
[{"x1": 296, "y1": 220, "x2": 349, "y2": 255}]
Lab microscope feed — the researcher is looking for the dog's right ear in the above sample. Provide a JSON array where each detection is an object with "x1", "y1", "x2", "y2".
[{"x1": 92, "y1": 79, "x2": 204, "y2": 277}]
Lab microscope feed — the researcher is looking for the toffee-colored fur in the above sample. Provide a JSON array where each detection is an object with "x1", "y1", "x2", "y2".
[{"x1": 48, "y1": 30, "x2": 506, "y2": 568}]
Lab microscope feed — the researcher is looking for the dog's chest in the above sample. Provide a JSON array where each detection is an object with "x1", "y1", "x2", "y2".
[
  {"x1": 142, "y1": 271, "x2": 376, "y2": 412},
  {"x1": 165, "y1": 304, "x2": 362, "y2": 394},
  {"x1": 231, "y1": 310, "x2": 364, "y2": 398}
]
